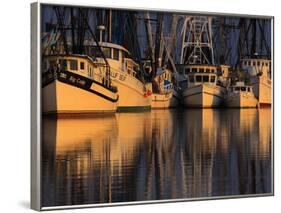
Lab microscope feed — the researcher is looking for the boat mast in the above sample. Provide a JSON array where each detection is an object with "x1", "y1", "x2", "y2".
[
  {"x1": 257, "y1": 19, "x2": 271, "y2": 58},
  {"x1": 180, "y1": 16, "x2": 214, "y2": 65},
  {"x1": 236, "y1": 18, "x2": 248, "y2": 66},
  {"x1": 208, "y1": 17, "x2": 215, "y2": 64},
  {"x1": 144, "y1": 12, "x2": 155, "y2": 74},
  {"x1": 70, "y1": 8, "x2": 76, "y2": 53},
  {"x1": 79, "y1": 9, "x2": 112, "y2": 85},
  {"x1": 121, "y1": 12, "x2": 142, "y2": 62},
  {"x1": 163, "y1": 15, "x2": 179, "y2": 68},
  {"x1": 108, "y1": 9, "x2": 112, "y2": 42},
  {"x1": 54, "y1": 6, "x2": 69, "y2": 55},
  {"x1": 154, "y1": 13, "x2": 164, "y2": 73},
  {"x1": 238, "y1": 18, "x2": 271, "y2": 60},
  {"x1": 143, "y1": 13, "x2": 179, "y2": 75},
  {"x1": 250, "y1": 19, "x2": 257, "y2": 56},
  {"x1": 212, "y1": 17, "x2": 240, "y2": 66}
]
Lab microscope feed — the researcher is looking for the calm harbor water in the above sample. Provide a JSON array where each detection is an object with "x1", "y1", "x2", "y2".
[{"x1": 42, "y1": 108, "x2": 272, "y2": 207}]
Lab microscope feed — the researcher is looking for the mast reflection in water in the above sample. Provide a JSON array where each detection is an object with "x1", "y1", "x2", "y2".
[{"x1": 42, "y1": 109, "x2": 272, "y2": 207}]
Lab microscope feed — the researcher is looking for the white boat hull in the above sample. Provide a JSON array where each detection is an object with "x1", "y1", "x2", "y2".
[
  {"x1": 151, "y1": 88, "x2": 181, "y2": 109},
  {"x1": 251, "y1": 76, "x2": 271, "y2": 106},
  {"x1": 43, "y1": 71, "x2": 118, "y2": 114},
  {"x1": 225, "y1": 93, "x2": 258, "y2": 108},
  {"x1": 151, "y1": 92, "x2": 173, "y2": 109},
  {"x1": 110, "y1": 70, "x2": 152, "y2": 111},
  {"x1": 182, "y1": 84, "x2": 225, "y2": 108}
]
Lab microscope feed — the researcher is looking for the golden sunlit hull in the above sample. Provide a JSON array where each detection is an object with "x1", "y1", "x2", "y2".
[
  {"x1": 111, "y1": 77, "x2": 152, "y2": 111},
  {"x1": 182, "y1": 84, "x2": 225, "y2": 108},
  {"x1": 151, "y1": 89, "x2": 180, "y2": 109},
  {"x1": 225, "y1": 93, "x2": 258, "y2": 108},
  {"x1": 151, "y1": 92, "x2": 172, "y2": 109},
  {"x1": 251, "y1": 76, "x2": 272, "y2": 106},
  {"x1": 43, "y1": 80, "x2": 118, "y2": 114}
]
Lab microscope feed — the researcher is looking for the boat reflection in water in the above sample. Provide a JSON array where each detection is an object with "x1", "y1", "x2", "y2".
[{"x1": 42, "y1": 108, "x2": 272, "y2": 207}]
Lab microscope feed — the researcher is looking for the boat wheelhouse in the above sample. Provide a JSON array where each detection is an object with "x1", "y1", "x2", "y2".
[
  {"x1": 241, "y1": 58, "x2": 271, "y2": 106},
  {"x1": 178, "y1": 64, "x2": 226, "y2": 108},
  {"x1": 85, "y1": 41, "x2": 152, "y2": 111},
  {"x1": 153, "y1": 68, "x2": 173, "y2": 93},
  {"x1": 42, "y1": 54, "x2": 119, "y2": 114},
  {"x1": 150, "y1": 68, "x2": 179, "y2": 109},
  {"x1": 225, "y1": 81, "x2": 258, "y2": 108}
]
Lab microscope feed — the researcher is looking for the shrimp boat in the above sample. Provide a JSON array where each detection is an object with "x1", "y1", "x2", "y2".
[
  {"x1": 42, "y1": 54, "x2": 119, "y2": 114},
  {"x1": 177, "y1": 16, "x2": 228, "y2": 108},
  {"x1": 41, "y1": 10, "x2": 121, "y2": 114},
  {"x1": 141, "y1": 12, "x2": 181, "y2": 109},
  {"x1": 150, "y1": 68, "x2": 179, "y2": 109},
  {"x1": 225, "y1": 81, "x2": 258, "y2": 108},
  {"x1": 238, "y1": 19, "x2": 272, "y2": 107},
  {"x1": 241, "y1": 58, "x2": 271, "y2": 107},
  {"x1": 179, "y1": 65, "x2": 226, "y2": 108},
  {"x1": 86, "y1": 26, "x2": 152, "y2": 112}
]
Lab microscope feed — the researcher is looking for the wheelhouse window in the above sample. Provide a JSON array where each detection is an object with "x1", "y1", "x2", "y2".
[
  {"x1": 195, "y1": 75, "x2": 202, "y2": 82},
  {"x1": 248, "y1": 61, "x2": 251, "y2": 66},
  {"x1": 80, "y1": 62, "x2": 85, "y2": 70},
  {"x1": 203, "y1": 75, "x2": 209, "y2": 82},
  {"x1": 253, "y1": 61, "x2": 256, "y2": 66},
  {"x1": 241, "y1": 87, "x2": 246, "y2": 92},
  {"x1": 113, "y1": 48, "x2": 119, "y2": 60},
  {"x1": 247, "y1": 87, "x2": 250, "y2": 92},
  {"x1": 206, "y1": 68, "x2": 210, "y2": 73},
  {"x1": 69, "y1": 60, "x2": 78, "y2": 70},
  {"x1": 189, "y1": 75, "x2": 194, "y2": 83},
  {"x1": 257, "y1": 61, "x2": 260, "y2": 66},
  {"x1": 59, "y1": 59, "x2": 67, "y2": 70},
  {"x1": 101, "y1": 47, "x2": 111, "y2": 58},
  {"x1": 192, "y1": 68, "x2": 197, "y2": 73},
  {"x1": 199, "y1": 68, "x2": 204, "y2": 73},
  {"x1": 89, "y1": 46, "x2": 103, "y2": 57},
  {"x1": 210, "y1": 75, "x2": 216, "y2": 83}
]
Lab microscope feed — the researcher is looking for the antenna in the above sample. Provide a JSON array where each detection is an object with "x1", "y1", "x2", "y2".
[{"x1": 97, "y1": 25, "x2": 105, "y2": 42}]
